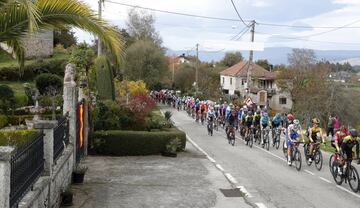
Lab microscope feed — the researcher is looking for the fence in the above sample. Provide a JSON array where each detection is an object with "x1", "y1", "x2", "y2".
[
  {"x1": 10, "y1": 132, "x2": 44, "y2": 208},
  {"x1": 53, "y1": 116, "x2": 69, "y2": 163}
]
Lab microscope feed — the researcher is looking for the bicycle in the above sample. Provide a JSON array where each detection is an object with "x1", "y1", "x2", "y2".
[
  {"x1": 329, "y1": 151, "x2": 341, "y2": 175},
  {"x1": 304, "y1": 142, "x2": 323, "y2": 171},
  {"x1": 245, "y1": 126, "x2": 254, "y2": 148},
  {"x1": 283, "y1": 140, "x2": 302, "y2": 171},
  {"x1": 253, "y1": 126, "x2": 261, "y2": 145},
  {"x1": 331, "y1": 154, "x2": 360, "y2": 193},
  {"x1": 227, "y1": 125, "x2": 236, "y2": 146},
  {"x1": 262, "y1": 126, "x2": 271, "y2": 151},
  {"x1": 214, "y1": 117, "x2": 219, "y2": 131},
  {"x1": 207, "y1": 119, "x2": 214, "y2": 136},
  {"x1": 272, "y1": 126, "x2": 281, "y2": 149}
]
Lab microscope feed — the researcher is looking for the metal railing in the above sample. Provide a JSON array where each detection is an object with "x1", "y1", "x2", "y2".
[
  {"x1": 10, "y1": 131, "x2": 44, "y2": 208},
  {"x1": 53, "y1": 116, "x2": 69, "y2": 163}
]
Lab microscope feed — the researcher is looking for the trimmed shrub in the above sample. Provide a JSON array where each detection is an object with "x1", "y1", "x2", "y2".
[
  {"x1": 14, "y1": 94, "x2": 28, "y2": 108},
  {"x1": 92, "y1": 128, "x2": 186, "y2": 156},
  {"x1": 0, "y1": 129, "x2": 39, "y2": 147},
  {"x1": 95, "y1": 55, "x2": 115, "y2": 100},
  {"x1": 0, "y1": 58, "x2": 67, "y2": 81},
  {"x1": 35, "y1": 73, "x2": 63, "y2": 95},
  {"x1": 0, "y1": 85, "x2": 15, "y2": 114},
  {"x1": 0, "y1": 114, "x2": 8, "y2": 129},
  {"x1": 7, "y1": 114, "x2": 62, "y2": 125}
]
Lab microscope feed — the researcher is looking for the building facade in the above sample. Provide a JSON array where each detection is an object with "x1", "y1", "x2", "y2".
[{"x1": 219, "y1": 60, "x2": 293, "y2": 112}]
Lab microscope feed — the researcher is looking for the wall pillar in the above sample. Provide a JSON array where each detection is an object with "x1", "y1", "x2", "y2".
[{"x1": 0, "y1": 147, "x2": 15, "y2": 208}]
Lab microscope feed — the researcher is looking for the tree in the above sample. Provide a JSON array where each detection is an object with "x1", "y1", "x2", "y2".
[
  {"x1": 95, "y1": 55, "x2": 115, "y2": 100},
  {"x1": 54, "y1": 28, "x2": 77, "y2": 48},
  {"x1": 35, "y1": 73, "x2": 63, "y2": 119},
  {"x1": 123, "y1": 40, "x2": 167, "y2": 89},
  {"x1": 221, "y1": 51, "x2": 243, "y2": 67},
  {"x1": 69, "y1": 43, "x2": 95, "y2": 72},
  {"x1": 288, "y1": 48, "x2": 316, "y2": 70},
  {"x1": 174, "y1": 64, "x2": 195, "y2": 93},
  {"x1": 126, "y1": 8, "x2": 162, "y2": 46},
  {"x1": 0, "y1": 0, "x2": 124, "y2": 74},
  {"x1": 255, "y1": 59, "x2": 272, "y2": 71}
]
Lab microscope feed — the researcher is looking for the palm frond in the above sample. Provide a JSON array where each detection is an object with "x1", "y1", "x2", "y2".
[{"x1": 37, "y1": 0, "x2": 124, "y2": 66}]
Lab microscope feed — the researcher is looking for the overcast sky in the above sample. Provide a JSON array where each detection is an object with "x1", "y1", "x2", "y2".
[{"x1": 76, "y1": 0, "x2": 360, "y2": 52}]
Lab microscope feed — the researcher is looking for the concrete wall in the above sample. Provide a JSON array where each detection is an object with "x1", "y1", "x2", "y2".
[{"x1": 269, "y1": 90, "x2": 293, "y2": 112}]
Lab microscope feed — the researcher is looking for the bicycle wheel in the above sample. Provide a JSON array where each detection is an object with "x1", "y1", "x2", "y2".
[
  {"x1": 265, "y1": 135, "x2": 270, "y2": 151},
  {"x1": 332, "y1": 161, "x2": 344, "y2": 185},
  {"x1": 282, "y1": 140, "x2": 287, "y2": 159},
  {"x1": 231, "y1": 136, "x2": 235, "y2": 146},
  {"x1": 294, "y1": 149, "x2": 302, "y2": 171},
  {"x1": 329, "y1": 154, "x2": 335, "y2": 175},
  {"x1": 257, "y1": 132, "x2": 261, "y2": 145},
  {"x1": 275, "y1": 135, "x2": 280, "y2": 149},
  {"x1": 348, "y1": 165, "x2": 360, "y2": 193},
  {"x1": 314, "y1": 150, "x2": 323, "y2": 171},
  {"x1": 249, "y1": 134, "x2": 253, "y2": 148}
]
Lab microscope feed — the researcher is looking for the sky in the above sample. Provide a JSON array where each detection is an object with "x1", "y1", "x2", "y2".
[{"x1": 76, "y1": 0, "x2": 360, "y2": 53}]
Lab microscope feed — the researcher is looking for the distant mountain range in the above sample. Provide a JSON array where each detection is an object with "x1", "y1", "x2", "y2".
[{"x1": 166, "y1": 47, "x2": 360, "y2": 66}]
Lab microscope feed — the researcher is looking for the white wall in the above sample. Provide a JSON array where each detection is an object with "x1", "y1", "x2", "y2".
[{"x1": 220, "y1": 75, "x2": 246, "y2": 95}]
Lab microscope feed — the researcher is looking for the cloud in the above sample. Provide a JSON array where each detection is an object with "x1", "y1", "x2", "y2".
[{"x1": 252, "y1": 1, "x2": 270, "y2": 8}]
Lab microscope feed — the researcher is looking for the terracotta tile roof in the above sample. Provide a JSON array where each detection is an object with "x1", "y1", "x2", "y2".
[{"x1": 220, "y1": 60, "x2": 275, "y2": 80}]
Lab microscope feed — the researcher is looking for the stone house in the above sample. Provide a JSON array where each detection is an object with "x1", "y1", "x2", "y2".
[{"x1": 219, "y1": 60, "x2": 293, "y2": 112}]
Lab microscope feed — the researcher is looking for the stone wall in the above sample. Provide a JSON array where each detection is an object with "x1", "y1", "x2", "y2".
[
  {"x1": 23, "y1": 30, "x2": 54, "y2": 59},
  {"x1": 18, "y1": 145, "x2": 74, "y2": 208}
]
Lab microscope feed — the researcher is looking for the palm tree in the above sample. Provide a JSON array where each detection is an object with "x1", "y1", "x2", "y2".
[{"x1": 0, "y1": 0, "x2": 124, "y2": 73}]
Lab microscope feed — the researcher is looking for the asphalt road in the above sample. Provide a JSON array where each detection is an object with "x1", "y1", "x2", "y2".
[{"x1": 162, "y1": 105, "x2": 360, "y2": 208}]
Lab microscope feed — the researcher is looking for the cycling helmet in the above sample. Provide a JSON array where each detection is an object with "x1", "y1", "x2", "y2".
[
  {"x1": 293, "y1": 119, "x2": 300, "y2": 125},
  {"x1": 210, "y1": 107, "x2": 214, "y2": 111},
  {"x1": 349, "y1": 129, "x2": 358, "y2": 137},
  {"x1": 263, "y1": 112, "x2": 268, "y2": 117},
  {"x1": 312, "y1": 118, "x2": 320, "y2": 124},
  {"x1": 256, "y1": 110, "x2": 261, "y2": 114},
  {"x1": 248, "y1": 111, "x2": 253, "y2": 116},
  {"x1": 287, "y1": 114, "x2": 294, "y2": 121}
]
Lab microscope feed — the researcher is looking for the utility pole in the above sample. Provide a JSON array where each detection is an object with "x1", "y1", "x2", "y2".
[
  {"x1": 195, "y1": 43, "x2": 199, "y2": 95},
  {"x1": 246, "y1": 20, "x2": 256, "y2": 96},
  {"x1": 97, "y1": 0, "x2": 103, "y2": 56}
]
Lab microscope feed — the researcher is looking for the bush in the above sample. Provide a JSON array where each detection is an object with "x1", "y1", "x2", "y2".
[
  {"x1": 14, "y1": 94, "x2": 28, "y2": 108},
  {"x1": 0, "y1": 58, "x2": 67, "y2": 81},
  {"x1": 92, "y1": 128, "x2": 186, "y2": 156},
  {"x1": 39, "y1": 95, "x2": 63, "y2": 107},
  {"x1": 7, "y1": 114, "x2": 62, "y2": 125},
  {"x1": 0, "y1": 129, "x2": 38, "y2": 147},
  {"x1": 0, "y1": 85, "x2": 15, "y2": 114},
  {"x1": 164, "y1": 111, "x2": 172, "y2": 121},
  {"x1": 0, "y1": 114, "x2": 8, "y2": 129},
  {"x1": 35, "y1": 73, "x2": 63, "y2": 95}
]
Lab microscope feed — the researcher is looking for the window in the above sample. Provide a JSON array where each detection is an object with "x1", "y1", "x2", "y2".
[
  {"x1": 279, "y1": 98, "x2": 287, "y2": 105},
  {"x1": 242, "y1": 80, "x2": 244, "y2": 85},
  {"x1": 222, "y1": 77, "x2": 225, "y2": 84},
  {"x1": 230, "y1": 78, "x2": 232, "y2": 85}
]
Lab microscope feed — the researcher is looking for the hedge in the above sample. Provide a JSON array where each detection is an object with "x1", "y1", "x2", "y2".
[
  {"x1": 0, "y1": 129, "x2": 38, "y2": 147},
  {"x1": 0, "y1": 114, "x2": 8, "y2": 129},
  {"x1": 92, "y1": 128, "x2": 186, "y2": 156},
  {"x1": 7, "y1": 114, "x2": 63, "y2": 125},
  {"x1": 0, "y1": 58, "x2": 67, "y2": 81}
]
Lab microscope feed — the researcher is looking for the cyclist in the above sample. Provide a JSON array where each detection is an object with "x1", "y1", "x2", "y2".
[
  {"x1": 307, "y1": 118, "x2": 326, "y2": 162},
  {"x1": 286, "y1": 119, "x2": 303, "y2": 165},
  {"x1": 245, "y1": 111, "x2": 254, "y2": 140},
  {"x1": 340, "y1": 129, "x2": 360, "y2": 167},
  {"x1": 207, "y1": 107, "x2": 216, "y2": 129},
  {"x1": 253, "y1": 110, "x2": 261, "y2": 143},
  {"x1": 261, "y1": 112, "x2": 270, "y2": 144},
  {"x1": 226, "y1": 108, "x2": 238, "y2": 137},
  {"x1": 332, "y1": 125, "x2": 349, "y2": 160}
]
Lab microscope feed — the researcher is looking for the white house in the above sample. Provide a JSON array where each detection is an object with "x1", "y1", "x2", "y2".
[{"x1": 219, "y1": 60, "x2": 293, "y2": 112}]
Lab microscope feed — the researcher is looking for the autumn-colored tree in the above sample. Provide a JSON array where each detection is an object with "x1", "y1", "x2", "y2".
[{"x1": 115, "y1": 80, "x2": 148, "y2": 98}]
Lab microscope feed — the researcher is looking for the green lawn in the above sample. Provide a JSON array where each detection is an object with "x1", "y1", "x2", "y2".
[{"x1": 0, "y1": 52, "x2": 69, "y2": 68}]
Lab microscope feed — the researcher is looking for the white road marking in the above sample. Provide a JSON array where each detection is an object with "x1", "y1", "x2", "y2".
[
  {"x1": 237, "y1": 186, "x2": 253, "y2": 198},
  {"x1": 304, "y1": 169, "x2": 315, "y2": 176},
  {"x1": 207, "y1": 156, "x2": 216, "y2": 163},
  {"x1": 336, "y1": 185, "x2": 360, "y2": 199},
  {"x1": 216, "y1": 164, "x2": 225, "y2": 172},
  {"x1": 224, "y1": 173, "x2": 238, "y2": 184},
  {"x1": 319, "y1": 177, "x2": 332, "y2": 184},
  {"x1": 255, "y1": 202, "x2": 267, "y2": 208}
]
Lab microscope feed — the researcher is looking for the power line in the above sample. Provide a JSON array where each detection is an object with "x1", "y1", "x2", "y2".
[
  {"x1": 235, "y1": 27, "x2": 251, "y2": 40},
  {"x1": 105, "y1": 0, "x2": 245, "y2": 22},
  {"x1": 105, "y1": 0, "x2": 360, "y2": 29},
  {"x1": 230, "y1": 0, "x2": 250, "y2": 27},
  {"x1": 230, "y1": 26, "x2": 249, "y2": 40}
]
